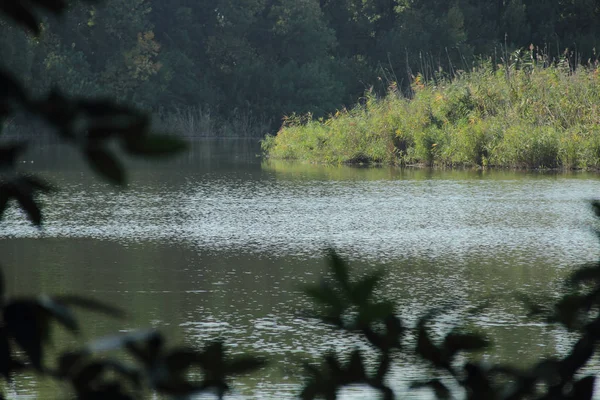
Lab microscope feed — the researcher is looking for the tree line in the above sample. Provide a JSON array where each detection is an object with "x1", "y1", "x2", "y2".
[{"x1": 2, "y1": 0, "x2": 600, "y2": 131}]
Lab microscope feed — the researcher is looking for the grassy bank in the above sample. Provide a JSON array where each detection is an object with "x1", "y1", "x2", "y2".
[{"x1": 263, "y1": 58, "x2": 600, "y2": 169}]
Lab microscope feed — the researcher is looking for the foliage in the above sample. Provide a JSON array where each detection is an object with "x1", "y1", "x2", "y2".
[
  {"x1": 298, "y1": 239, "x2": 600, "y2": 399},
  {"x1": 264, "y1": 56, "x2": 600, "y2": 169},
  {"x1": 4, "y1": 0, "x2": 600, "y2": 134},
  {"x1": 0, "y1": 2, "x2": 267, "y2": 400},
  {"x1": 5, "y1": 2, "x2": 600, "y2": 400}
]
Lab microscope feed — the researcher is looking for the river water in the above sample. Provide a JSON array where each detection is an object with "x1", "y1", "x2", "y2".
[{"x1": 1, "y1": 139, "x2": 600, "y2": 399}]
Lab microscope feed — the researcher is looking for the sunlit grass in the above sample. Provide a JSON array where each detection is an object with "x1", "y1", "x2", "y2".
[{"x1": 263, "y1": 57, "x2": 600, "y2": 169}]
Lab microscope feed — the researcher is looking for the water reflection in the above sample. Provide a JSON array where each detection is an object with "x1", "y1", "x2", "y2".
[{"x1": 1, "y1": 139, "x2": 600, "y2": 398}]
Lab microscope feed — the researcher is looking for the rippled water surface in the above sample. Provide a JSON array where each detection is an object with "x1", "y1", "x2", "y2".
[{"x1": 2, "y1": 139, "x2": 600, "y2": 398}]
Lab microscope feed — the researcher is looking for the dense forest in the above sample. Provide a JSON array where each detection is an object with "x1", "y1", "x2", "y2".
[{"x1": 2, "y1": 0, "x2": 600, "y2": 133}]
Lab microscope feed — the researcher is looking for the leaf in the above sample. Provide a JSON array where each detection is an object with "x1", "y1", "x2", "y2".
[
  {"x1": 124, "y1": 134, "x2": 188, "y2": 158},
  {"x1": 357, "y1": 301, "x2": 395, "y2": 326},
  {"x1": 0, "y1": 192, "x2": 9, "y2": 221},
  {"x1": 52, "y1": 295, "x2": 125, "y2": 319},
  {"x1": 37, "y1": 295, "x2": 79, "y2": 333},
  {"x1": 553, "y1": 294, "x2": 588, "y2": 329},
  {"x1": 0, "y1": 3, "x2": 39, "y2": 34},
  {"x1": 443, "y1": 331, "x2": 489, "y2": 358},
  {"x1": 57, "y1": 351, "x2": 85, "y2": 378},
  {"x1": 0, "y1": 141, "x2": 28, "y2": 168},
  {"x1": 30, "y1": 0, "x2": 67, "y2": 13},
  {"x1": 86, "y1": 330, "x2": 158, "y2": 353},
  {"x1": 327, "y1": 249, "x2": 349, "y2": 290},
  {"x1": 561, "y1": 336, "x2": 594, "y2": 378},
  {"x1": 3, "y1": 300, "x2": 49, "y2": 370},
  {"x1": 72, "y1": 361, "x2": 107, "y2": 389},
  {"x1": 13, "y1": 188, "x2": 42, "y2": 226},
  {"x1": 21, "y1": 176, "x2": 54, "y2": 193},
  {"x1": 77, "y1": 99, "x2": 138, "y2": 118},
  {"x1": 416, "y1": 316, "x2": 445, "y2": 368},
  {"x1": 572, "y1": 375, "x2": 595, "y2": 400},
  {"x1": 346, "y1": 350, "x2": 366, "y2": 381},
  {"x1": 126, "y1": 332, "x2": 163, "y2": 366},
  {"x1": 566, "y1": 262, "x2": 600, "y2": 287},
  {"x1": 590, "y1": 200, "x2": 600, "y2": 218},
  {"x1": 350, "y1": 269, "x2": 385, "y2": 305},
  {"x1": 0, "y1": 267, "x2": 4, "y2": 305},
  {"x1": 0, "y1": 328, "x2": 12, "y2": 378},
  {"x1": 164, "y1": 348, "x2": 203, "y2": 372},
  {"x1": 156, "y1": 380, "x2": 204, "y2": 396},
  {"x1": 0, "y1": 70, "x2": 27, "y2": 103},
  {"x1": 303, "y1": 284, "x2": 342, "y2": 308},
  {"x1": 85, "y1": 148, "x2": 125, "y2": 185},
  {"x1": 201, "y1": 341, "x2": 225, "y2": 365},
  {"x1": 227, "y1": 356, "x2": 266, "y2": 375}
]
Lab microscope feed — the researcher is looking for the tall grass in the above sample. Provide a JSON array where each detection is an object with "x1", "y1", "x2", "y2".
[{"x1": 263, "y1": 54, "x2": 600, "y2": 169}]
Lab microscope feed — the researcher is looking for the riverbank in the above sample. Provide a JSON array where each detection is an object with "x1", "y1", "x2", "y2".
[{"x1": 262, "y1": 58, "x2": 600, "y2": 169}]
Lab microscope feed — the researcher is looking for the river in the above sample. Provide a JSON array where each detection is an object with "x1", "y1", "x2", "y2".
[{"x1": 1, "y1": 139, "x2": 600, "y2": 399}]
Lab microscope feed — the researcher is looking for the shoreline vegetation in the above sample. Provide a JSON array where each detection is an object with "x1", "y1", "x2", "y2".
[
  {"x1": 2, "y1": 105, "x2": 272, "y2": 140},
  {"x1": 262, "y1": 53, "x2": 600, "y2": 170}
]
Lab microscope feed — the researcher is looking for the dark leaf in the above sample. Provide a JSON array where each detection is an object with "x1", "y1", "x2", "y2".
[
  {"x1": 0, "y1": 328, "x2": 12, "y2": 378},
  {"x1": 85, "y1": 113, "x2": 147, "y2": 141},
  {"x1": 164, "y1": 348, "x2": 203, "y2": 372},
  {"x1": 357, "y1": 301, "x2": 394, "y2": 327},
  {"x1": 77, "y1": 99, "x2": 138, "y2": 118},
  {"x1": 37, "y1": 295, "x2": 79, "y2": 333},
  {"x1": 124, "y1": 134, "x2": 188, "y2": 158},
  {"x1": 0, "y1": 192, "x2": 9, "y2": 221},
  {"x1": 443, "y1": 331, "x2": 489, "y2": 356},
  {"x1": 303, "y1": 284, "x2": 342, "y2": 308},
  {"x1": 553, "y1": 294, "x2": 588, "y2": 329},
  {"x1": 0, "y1": 141, "x2": 28, "y2": 168},
  {"x1": 102, "y1": 360, "x2": 141, "y2": 388},
  {"x1": 86, "y1": 330, "x2": 158, "y2": 353},
  {"x1": 156, "y1": 380, "x2": 204, "y2": 396},
  {"x1": 346, "y1": 350, "x2": 366, "y2": 381},
  {"x1": 572, "y1": 375, "x2": 595, "y2": 400},
  {"x1": 126, "y1": 332, "x2": 163, "y2": 367},
  {"x1": 300, "y1": 383, "x2": 319, "y2": 400},
  {"x1": 463, "y1": 362, "x2": 494, "y2": 398},
  {"x1": 202, "y1": 341, "x2": 225, "y2": 365},
  {"x1": 85, "y1": 148, "x2": 125, "y2": 185},
  {"x1": 0, "y1": 3, "x2": 39, "y2": 34},
  {"x1": 0, "y1": 267, "x2": 4, "y2": 305},
  {"x1": 590, "y1": 200, "x2": 600, "y2": 218},
  {"x1": 350, "y1": 269, "x2": 385, "y2": 305},
  {"x1": 327, "y1": 249, "x2": 349, "y2": 290},
  {"x1": 3, "y1": 300, "x2": 48, "y2": 370},
  {"x1": 13, "y1": 188, "x2": 42, "y2": 226},
  {"x1": 227, "y1": 356, "x2": 266, "y2": 375},
  {"x1": 30, "y1": 0, "x2": 67, "y2": 13},
  {"x1": 566, "y1": 263, "x2": 600, "y2": 287},
  {"x1": 57, "y1": 351, "x2": 85, "y2": 378},
  {"x1": 416, "y1": 316, "x2": 444, "y2": 368},
  {"x1": 561, "y1": 336, "x2": 594, "y2": 378},
  {"x1": 52, "y1": 295, "x2": 125, "y2": 319},
  {"x1": 73, "y1": 362, "x2": 107, "y2": 389},
  {"x1": 21, "y1": 176, "x2": 54, "y2": 193},
  {"x1": 0, "y1": 70, "x2": 26, "y2": 103}
]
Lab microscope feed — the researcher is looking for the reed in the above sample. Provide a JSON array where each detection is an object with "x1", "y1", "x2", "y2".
[{"x1": 263, "y1": 52, "x2": 600, "y2": 169}]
